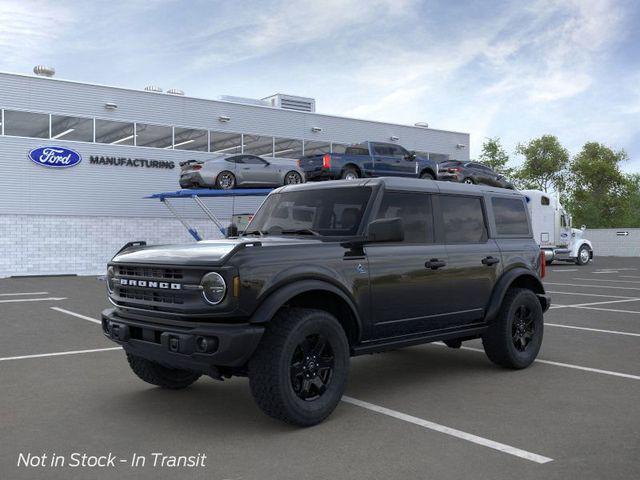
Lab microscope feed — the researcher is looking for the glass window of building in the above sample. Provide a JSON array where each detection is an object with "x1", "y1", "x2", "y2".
[
  {"x1": 331, "y1": 143, "x2": 348, "y2": 154},
  {"x1": 173, "y1": 127, "x2": 208, "y2": 151},
  {"x1": 210, "y1": 131, "x2": 242, "y2": 154},
  {"x1": 95, "y1": 119, "x2": 135, "y2": 145},
  {"x1": 303, "y1": 140, "x2": 331, "y2": 156},
  {"x1": 243, "y1": 135, "x2": 274, "y2": 156},
  {"x1": 51, "y1": 115, "x2": 93, "y2": 142},
  {"x1": 3, "y1": 110, "x2": 49, "y2": 138},
  {"x1": 274, "y1": 137, "x2": 303, "y2": 158},
  {"x1": 429, "y1": 153, "x2": 450, "y2": 163},
  {"x1": 135, "y1": 123, "x2": 172, "y2": 149}
]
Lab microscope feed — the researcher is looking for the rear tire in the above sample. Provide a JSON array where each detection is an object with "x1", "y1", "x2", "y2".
[
  {"x1": 284, "y1": 171, "x2": 303, "y2": 185},
  {"x1": 126, "y1": 353, "x2": 201, "y2": 389},
  {"x1": 482, "y1": 288, "x2": 543, "y2": 369},
  {"x1": 576, "y1": 245, "x2": 591, "y2": 265},
  {"x1": 341, "y1": 167, "x2": 359, "y2": 181},
  {"x1": 463, "y1": 177, "x2": 475, "y2": 184},
  {"x1": 216, "y1": 171, "x2": 236, "y2": 190},
  {"x1": 248, "y1": 308, "x2": 350, "y2": 426}
]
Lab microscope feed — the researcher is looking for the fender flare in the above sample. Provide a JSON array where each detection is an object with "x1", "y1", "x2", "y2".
[
  {"x1": 571, "y1": 239, "x2": 593, "y2": 258},
  {"x1": 484, "y1": 268, "x2": 547, "y2": 323},
  {"x1": 248, "y1": 279, "x2": 362, "y2": 340}
]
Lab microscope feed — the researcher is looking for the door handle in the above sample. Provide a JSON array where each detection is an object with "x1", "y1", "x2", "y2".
[
  {"x1": 482, "y1": 256, "x2": 500, "y2": 266},
  {"x1": 425, "y1": 259, "x2": 446, "y2": 270}
]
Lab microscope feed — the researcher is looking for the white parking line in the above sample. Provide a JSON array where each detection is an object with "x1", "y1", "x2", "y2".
[
  {"x1": 0, "y1": 347, "x2": 122, "y2": 362},
  {"x1": 571, "y1": 306, "x2": 640, "y2": 315},
  {"x1": 545, "y1": 282, "x2": 640, "y2": 291},
  {"x1": 0, "y1": 297, "x2": 67, "y2": 304},
  {"x1": 592, "y1": 271, "x2": 619, "y2": 274},
  {"x1": 546, "y1": 323, "x2": 640, "y2": 337},
  {"x1": 550, "y1": 269, "x2": 578, "y2": 272},
  {"x1": 50, "y1": 307, "x2": 101, "y2": 325},
  {"x1": 549, "y1": 298, "x2": 640, "y2": 309},
  {"x1": 573, "y1": 278, "x2": 640, "y2": 284},
  {"x1": 621, "y1": 275, "x2": 640, "y2": 279},
  {"x1": 546, "y1": 291, "x2": 638, "y2": 299},
  {"x1": 342, "y1": 396, "x2": 553, "y2": 464},
  {"x1": 443, "y1": 345, "x2": 640, "y2": 381},
  {"x1": 0, "y1": 292, "x2": 49, "y2": 296}
]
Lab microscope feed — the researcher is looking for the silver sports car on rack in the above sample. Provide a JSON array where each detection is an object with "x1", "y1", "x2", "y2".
[{"x1": 179, "y1": 154, "x2": 306, "y2": 189}]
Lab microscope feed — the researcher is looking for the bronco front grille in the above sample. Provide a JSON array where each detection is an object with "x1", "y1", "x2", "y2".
[{"x1": 115, "y1": 266, "x2": 184, "y2": 280}]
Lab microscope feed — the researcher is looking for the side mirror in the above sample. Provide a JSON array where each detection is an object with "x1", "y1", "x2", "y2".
[
  {"x1": 367, "y1": 218, "x2": 404, "y2": 243},
  {"x1": 226, "y1": 223, "x2": 239, "y2": 238},
  {"x1": 404, "y1": 151, "x2": 416, "y2": 161}
]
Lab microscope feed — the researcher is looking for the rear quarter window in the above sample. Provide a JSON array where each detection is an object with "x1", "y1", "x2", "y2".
[{"x1": 492, "y1": 197, "x2": 530, "y2": 236}]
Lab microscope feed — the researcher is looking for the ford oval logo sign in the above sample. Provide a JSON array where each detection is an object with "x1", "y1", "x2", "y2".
[{"x1": 28, "y1": 146, "x2": 82, "y2": 168}]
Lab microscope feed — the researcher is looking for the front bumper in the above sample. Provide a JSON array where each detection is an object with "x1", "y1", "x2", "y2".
[{"x1": 101, "y1": 308, "x2": 264, "y2": 373}]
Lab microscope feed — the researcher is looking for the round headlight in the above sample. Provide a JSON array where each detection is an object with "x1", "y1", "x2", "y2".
[
  {"x1": 106, "y1": 266, "x2": 115, "y2": 294},
  {"x1": 201, "y1": 272, "x2": 227, "y2": 305}
]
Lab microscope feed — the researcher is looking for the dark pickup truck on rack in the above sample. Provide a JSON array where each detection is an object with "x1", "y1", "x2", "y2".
[{"x1": 298, "y1": 141, "x2": 439, "y2": 182}]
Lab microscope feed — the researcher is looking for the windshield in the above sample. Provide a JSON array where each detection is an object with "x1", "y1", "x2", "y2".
[{"x1": 245, "y1": 187, "x2": 372, "y2": 237}]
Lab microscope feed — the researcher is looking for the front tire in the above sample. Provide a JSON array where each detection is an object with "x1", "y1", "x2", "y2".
[
  {"x1": 576, "y1": 245, "x2": 591, "y2": 265},
  {"x1": 248, "y1": 308, "x2": 350, "y2": 426},
  {"x1": 126, "y1": 354, "x2": 201, "y2": 389},
  {"x1": 420, "y1": 171, "x2": 435, "y2": 180},
  {"x1": 216, "y1": 171, "x2": 236, "y2": 190},
  {"x1": 482, "y1": 288, "x2": 543, "y2": 369}
]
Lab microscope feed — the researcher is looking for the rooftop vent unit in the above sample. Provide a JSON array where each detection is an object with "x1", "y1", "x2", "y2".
[
  {"x1": 144, "y1": 85, "x2": 163, "y2": 93},
  {"x1": 167, "y1": 88, "x2": 185, "y2": 96},
  {"x1": 219, "y1": 95, "x2": 270, "y2": 107},
  {"x1": 262, "y1": 94, "x2": 316, "y2": 113},
  {"x1": 33, "y1": 65, "x2": 55, "y2": 77}
]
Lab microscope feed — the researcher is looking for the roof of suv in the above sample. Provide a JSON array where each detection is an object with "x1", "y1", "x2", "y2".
[{"x1": 276, "y1": 177, "x2": 524, "y2": 197}]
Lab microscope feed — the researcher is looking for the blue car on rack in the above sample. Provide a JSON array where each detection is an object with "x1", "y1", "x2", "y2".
[{"x1": 297, "y1": 141, "x2": 438, "y2": 182}]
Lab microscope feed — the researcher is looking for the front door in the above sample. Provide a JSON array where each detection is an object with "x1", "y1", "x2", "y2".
[
  {"x1": 239, "y1": 155, "x2": 276, "y2": 185},
  {"x1": 366, "y1": 190, "x2": 453, "y2": 339}
]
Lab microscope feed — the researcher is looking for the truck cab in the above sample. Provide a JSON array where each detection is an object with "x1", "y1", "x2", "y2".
[{"x1": 522, "y1": 190, "x2": 593, "y2": 265}]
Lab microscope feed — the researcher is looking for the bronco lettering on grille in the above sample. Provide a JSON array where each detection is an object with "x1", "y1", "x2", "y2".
[{"x1": 119, "y1": 279, "x2": 182, "y2": 290}]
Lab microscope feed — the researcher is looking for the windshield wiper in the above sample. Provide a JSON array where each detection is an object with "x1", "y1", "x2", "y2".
[{"x1": 279, "y1": 228, "x2": 321, "y2": 236}]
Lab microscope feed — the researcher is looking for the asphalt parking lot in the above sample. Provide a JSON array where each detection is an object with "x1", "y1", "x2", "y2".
[{"x1": 1, "y1": 257, "x2": 639, "y2": 480}]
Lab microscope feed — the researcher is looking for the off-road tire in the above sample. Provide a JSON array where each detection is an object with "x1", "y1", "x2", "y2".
[
  {"x1": 576, "y1": 245, "x2": 591, "y2": 265},
  {"x1": 248, "y1": 308, "x2": 350, "y2": 426},
  {"x1": 482, "y1": 288, "x2": 543, "y2": 369},
  {"x1": 341, "y1": 167, "x2": 359, "y2": 180},
  {"x1": 420, "y1": 171, "x2": 435, "y2": 180},
  {"x1": 126, "y1": 353, "x2": 201, "y2": 389}
]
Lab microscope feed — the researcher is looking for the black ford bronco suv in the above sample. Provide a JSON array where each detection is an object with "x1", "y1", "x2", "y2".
[{"x1": 102, "y1": 178, "x2": 550, "y2": 426}]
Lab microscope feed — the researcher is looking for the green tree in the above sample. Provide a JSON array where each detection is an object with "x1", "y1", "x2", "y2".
[
  {"x1": 565, "y1": 142, "x2": 638, "y2": 228},
  {"x1": 478, "y1": 137, "x2": 513, "y2": 177},
  {"x1": 514, "y1": 135, "x2": 569, "y2": 192}
]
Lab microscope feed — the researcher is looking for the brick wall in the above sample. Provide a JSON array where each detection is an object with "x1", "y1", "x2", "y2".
[{"x1": 0, "y1": 214, "x2": 226, "y2": 278}]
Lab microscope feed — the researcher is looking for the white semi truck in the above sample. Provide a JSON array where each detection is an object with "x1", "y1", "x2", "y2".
[{"x1": 521, "y1": 190, "x2": 593, "y2": 266}]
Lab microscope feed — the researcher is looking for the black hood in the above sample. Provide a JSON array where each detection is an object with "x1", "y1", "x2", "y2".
[{"x1": 111, "y1": 237, "x2": 322, "y2": 266}]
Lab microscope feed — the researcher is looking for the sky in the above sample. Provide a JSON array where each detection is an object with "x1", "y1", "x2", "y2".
[{"x1": 1, "y1": 0, "x2": 639, "y2": 171}]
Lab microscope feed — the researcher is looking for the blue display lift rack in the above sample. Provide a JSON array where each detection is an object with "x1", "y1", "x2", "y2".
[{"x1": 145, "y1": 188, "x2": 272, "y2": 241}]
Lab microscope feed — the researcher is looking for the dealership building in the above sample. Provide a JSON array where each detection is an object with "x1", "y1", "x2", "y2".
[{"x1": 0, "y1": 69, "x2": 470, "y2": 278}]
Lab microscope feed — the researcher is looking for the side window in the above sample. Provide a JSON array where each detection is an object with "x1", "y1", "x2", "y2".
[
  {"x1": 375, "y1": 191, "x2": 434, "y2": 243},
  {"x1": 243, "y1": 155, "x2": 267, "y2": 165},
  {"x1": 440, "y1": 195, "x2": 488, "y2": 244},
  {"x1": 225, "y1": 156, "x2": 243, "y2": 164},
  {"x1": 388, "y1": 145, "x2": 407, "y2": 158},
  {"x1": 373, "y1": 144, "x2": 391, "y2": 156},
  {"x1": 492, "y1": 197, "x2": 530, "y2": 236}
]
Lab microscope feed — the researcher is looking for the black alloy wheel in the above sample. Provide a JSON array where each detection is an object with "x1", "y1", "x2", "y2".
[
  {"x1": 512, "y1": 304, "x2": 535, "y2": 352},
  {"x1": 290, "y1": 334, "x2": 335, "y2": 401}
]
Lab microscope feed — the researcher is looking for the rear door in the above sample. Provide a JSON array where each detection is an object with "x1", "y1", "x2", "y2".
[
  {"x1": 437, "y1": 194, "x2": 501, "y2": 324},
  {"x1": 366, "y1": 190, "x2": 451, "y2": 338}
]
